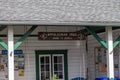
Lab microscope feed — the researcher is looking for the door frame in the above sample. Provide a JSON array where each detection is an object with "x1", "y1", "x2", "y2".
[{"x1": 35, "y1": 50, "x2": 68, "y2": 80}]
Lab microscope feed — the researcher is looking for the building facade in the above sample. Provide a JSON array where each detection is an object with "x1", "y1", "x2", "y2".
[{"x1": 0, "y1": 0, "x2": 120, "y2": 80}]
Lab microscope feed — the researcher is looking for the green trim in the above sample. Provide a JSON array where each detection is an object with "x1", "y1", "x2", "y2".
[
  {"x1": 0, "y1": 34, "x2": 38, "y2": 37},
  {"x1": 35, "y1": 51, "x2": 39, "y2": 80},
  {"x1": 113, "y1": 36, "x2": 120, "y2": 48},
  {"x1": 85, "y1": 26, "x2": 108, "y2": 50},
  {"x1": 35, "y1": 50, "x2": 68, "y2": 80},
  {"x1": 64, "y1": 51, "x2": 68, "y2": 80},
  {"x1": 14, "y1": 25, "x2": 38, "y2": 50},
  {"x1": 0, "y1": 39, "x2": 8, "y2": 50}
]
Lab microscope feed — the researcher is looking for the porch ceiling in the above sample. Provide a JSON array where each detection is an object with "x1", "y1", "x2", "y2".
[{"x1": 0, "y1": 25, "x2": 120, "y2": 35}]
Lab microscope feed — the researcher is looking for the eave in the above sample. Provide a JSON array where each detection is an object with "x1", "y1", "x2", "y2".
[{"x1": 0, "y1": 21, "x2": 120, "y2": 27}]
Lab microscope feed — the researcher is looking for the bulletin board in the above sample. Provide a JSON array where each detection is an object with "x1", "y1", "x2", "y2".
[
  {"x1": 94, "y1": 46, "x2": 119, "y2": 78},
  {"x1": 94, "y1": 46, "x2": 107, "y2": 72},
  {"x1": 0, "y1": 50, "x2": 25, "y2": 78}
]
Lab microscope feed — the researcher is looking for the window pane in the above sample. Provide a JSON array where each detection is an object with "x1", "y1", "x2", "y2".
[
  {"x1": 41, "y1": 65, "x2": 44, "y2": 71},
  {"x1": 58, "y1": 56, "x2": 62, "y2": 63},
  {"x1": 46, "y1": 65, "x2": 50, "y2": 71},
  {"x1": 54, "y1": 64, "x2": 58, "y2": 71},
  {"x1": 59, "y1": 72, "x2": 63, "y2": 79},
  {"x1": 58, "y1": 64, "x2": 63, "y2": 71},
  {"x1": 41, "y1": 72, "x2": 45, "y2": 80},
  {"x1": 40, "y1": 57, "x2": 44, "y2": 64},
  {"x1": 54, "y1": 72, "x2": 59, "y2": 79},
  {"x1": 46, "y1": 72, "x2": 50, "y2": 79},
  {"x1": 54, "y1": 56, "x2": 57, "y2": 63},
  {"x1": 45, "y1": 57, "x2": 49, "y2": 63}
]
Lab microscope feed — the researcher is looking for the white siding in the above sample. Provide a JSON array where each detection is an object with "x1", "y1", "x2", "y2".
[
  {"x1": 19, "y1": 40, "x2": 86, "y2": 80},
  {"x1": 0, "y1": 26, "x2": 86, "y2": 80}
]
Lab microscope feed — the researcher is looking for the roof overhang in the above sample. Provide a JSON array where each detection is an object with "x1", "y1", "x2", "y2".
[{"x1": 0, "y1": 21, "x2": 120, "y2": 27}]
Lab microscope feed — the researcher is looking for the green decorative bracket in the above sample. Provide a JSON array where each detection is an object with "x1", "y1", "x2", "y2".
[
  {"x1": 0, "y1": 39, "x2": 8, "y2": 50},
  {"x1": 85, "y1": 26, "x2": 108, "y2": 50},
  {"x1": 113, "y1": 36, "x2": 120, "y2": 48},
  {"x1": 14, "y1": 25, "x2": 38, "y2": 50}
]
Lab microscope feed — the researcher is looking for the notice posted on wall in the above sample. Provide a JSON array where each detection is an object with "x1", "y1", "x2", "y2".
[
  {"x1": 19, "y1": 69, "x2": 24, "y2": 77},
  {"x1": 94, "y1": 46, "x2": 119, "y2": 78},
  {"x1": 0, "y1": 50, "x2": 25, "y2": 77}
]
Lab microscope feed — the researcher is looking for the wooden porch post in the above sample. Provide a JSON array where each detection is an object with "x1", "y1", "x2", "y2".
[
  {"x1": 106, "y1": 27, "x2": 114, "y2": 79},
  {"x1": 8, "y1": 26, "x2": 14, "y2": 80}
]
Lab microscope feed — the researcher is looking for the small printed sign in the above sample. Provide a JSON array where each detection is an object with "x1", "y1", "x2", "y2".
[
  {"x1": 38, "y1": 32, "x2": 86, "y2": 40},
  {"x1": 2, "y1": 50, "x2": 23, "y2": 55}
]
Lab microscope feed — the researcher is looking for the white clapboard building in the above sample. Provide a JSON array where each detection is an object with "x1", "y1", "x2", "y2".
[{"x1": 0, "y1": 0, "x2": 120, "y2": 80}]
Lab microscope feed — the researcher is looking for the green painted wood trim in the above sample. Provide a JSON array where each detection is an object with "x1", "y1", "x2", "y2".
[
  {"x1": 64, "y1": 51, "x2": 68, "y2": 80},
  {"x1": 0, "y1": 39, "x2": 8, "y2": 49},
  {"x1": 113, "y1": 36, "x2": 120, "y2": 48},
  {"x1": 85, "y1": 26, "x2": 108, "y2": 50},
  {"x1": 0, "y1": 34, "x2": 38, "y2": 37},
  {"x1": 35, "y1": 51, "x2": 39, "y2": 80},
  {"x1": 35, "y1": 50, "x2": 68, "y2": 80},
  {"x1": 14, "y1": 25, "x2": 38, "y2": 50}
]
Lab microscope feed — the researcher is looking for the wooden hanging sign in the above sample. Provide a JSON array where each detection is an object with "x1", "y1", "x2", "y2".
[{"x1": 38, "y1": 32, "x2": 86, "y2": 40}]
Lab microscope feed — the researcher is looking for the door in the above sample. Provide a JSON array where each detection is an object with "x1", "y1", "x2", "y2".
[
  {"x1": 39, "y1": 54, "x2": 64, "y2": 80},
  {"x1": 35, "y1": 50, "x2": 68, "y2": 80},
  {"x1": 39, "y1": 55, "x2": 51, "y2": 80}
]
